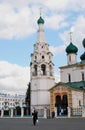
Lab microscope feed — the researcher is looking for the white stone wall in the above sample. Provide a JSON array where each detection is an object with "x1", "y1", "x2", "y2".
[
  {"x1": 60, "y1": 65, "x2": 85, "y2": 82},
  {"x1": 67, "y1": 53, "x2": 77, "y2": 65},
  {"x1": 31, "y1": 77, "x2": 55, "y2": 109},
  {"x1": 72, "y1": 91, "x2": 83, "y2": 108},
  {"x1": 31, "y1": 90, "x2": 50, "y2": 107},
  {"x1": 36, "y1": 24, "x2": 46, "y2": 43}
]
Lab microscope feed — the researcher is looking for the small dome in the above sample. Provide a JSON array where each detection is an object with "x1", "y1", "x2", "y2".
[
  {"x1": 80, "y1": 52, "x2": 85, "y2": 61},
  {"x1": 82, "y1": 38, "x2": 85, "y2": 48},
  {"x1": 66, "y1": 42, "x2": 78, "y2": 54},
  {"x1": 37, "y1": 16, "x2": 44, "y2": 24}
]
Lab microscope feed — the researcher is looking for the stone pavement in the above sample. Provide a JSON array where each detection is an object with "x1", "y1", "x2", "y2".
[{"x1": 0, "y1": 117, "x2": 85, "y2": 130}]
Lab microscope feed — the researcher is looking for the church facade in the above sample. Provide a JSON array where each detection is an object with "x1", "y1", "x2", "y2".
[
  {"x1": 49, "y1": 39, "x2": 85, "y2": 117},
  {"x1": 30, "y1": 13, "x2": 85, "y2": 117}
]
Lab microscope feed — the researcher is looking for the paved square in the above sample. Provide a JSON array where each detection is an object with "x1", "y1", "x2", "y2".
[{"x1": 0, "y1": 117, "x2": 85, "y2": 130}]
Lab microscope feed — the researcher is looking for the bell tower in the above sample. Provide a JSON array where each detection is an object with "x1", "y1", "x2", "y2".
[{"x1": 30, "y1": 12, "x2": 55, "y2": 116}]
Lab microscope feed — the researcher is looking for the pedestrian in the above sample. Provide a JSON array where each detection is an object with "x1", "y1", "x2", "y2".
[
  {"x1": 32, "y1": 110, "x2": 38, "y2": 126},
  {"x1": 52, "y1": 111, "x2": 55, "y2": 118},
  {"x1": 61, "y1": 108, "x2": 64, "y2": 115}
]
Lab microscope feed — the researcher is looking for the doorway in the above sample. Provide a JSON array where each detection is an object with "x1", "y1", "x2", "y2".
[{"x1": 55, "y1": 95, "x2": 68, "y2": 116}]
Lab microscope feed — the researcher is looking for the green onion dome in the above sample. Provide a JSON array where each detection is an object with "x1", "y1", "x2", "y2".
[
  {"x1": 66, "y1": 42, "x2": 78, "y2": 54},
  {"x1": 80, "y1": 52, "x2": 85, "y2": 61},
  {"x1": 82, "y1": 38, "x2": 85, "y2": 48},
  {"x1": 37, "y1": 16, "x2": 44, "y2": 24},
  {"x1": 80, "y1": 38, "x2": 85, "y2": 61}
]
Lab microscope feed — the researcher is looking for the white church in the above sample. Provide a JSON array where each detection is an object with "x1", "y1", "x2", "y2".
[{"x1": 30, "y1": 13, "x2": 85, "y2": 117}]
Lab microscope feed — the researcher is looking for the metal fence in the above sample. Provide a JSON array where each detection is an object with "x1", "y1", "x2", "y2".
[{"x1": 71, "y1": 107, "x2": 82, "y2": 116}]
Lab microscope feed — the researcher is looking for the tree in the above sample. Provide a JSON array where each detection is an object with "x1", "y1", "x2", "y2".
[{"x1": 25, "y1": 82, "x2": 31, "y2": 115}]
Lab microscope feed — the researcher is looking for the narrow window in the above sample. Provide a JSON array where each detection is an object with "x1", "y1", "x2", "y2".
[
  {"x1": 69, "y1": 55, "x2": 71, "y2": 62},
  {"x1": 42, "y1": 56, "x2": 44, "y2": 59},
  {"x1": 41, "y1": 64, "x2": 46, "y2": 75},
  {"x1": 81, "y1": 72, "x2": 84, "y2": 81},
  {"x1": 49, "y1": 56, "x2": 51, "y2": 60},
  {"x1": 79, "y1": 100, "x2": 81, "y2": 106},
  {"x1": 35, "y1": 56, "x2": 37, "y2": 59},
  {"x1": 49, "y1": 65, "x2": 52, "y2": 76},
  {"x1": 34, "y1": 65, "x2": 37, "y2": 76},
  {"x1": 68, "y1": 73, "x2": 71, "y2": 82}
]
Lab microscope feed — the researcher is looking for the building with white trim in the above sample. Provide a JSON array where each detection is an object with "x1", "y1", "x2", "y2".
[
  {"x1": 0, "y1": 93, "x2": 25, "y2": 109},
  {"x1": 0, "y1": 93, "x2": 25, "y2": 117}
]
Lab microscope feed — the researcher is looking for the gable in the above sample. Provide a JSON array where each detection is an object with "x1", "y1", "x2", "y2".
[
  {"x1": 49, "y1": 81, "x2": 85, "y2": 92},
  {"x1": 53, "y1": 85, "x2": 68, "y2": 93}
]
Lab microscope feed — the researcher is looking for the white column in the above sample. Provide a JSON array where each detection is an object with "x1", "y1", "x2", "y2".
[
  {"x1": 54, "y1": 107, "x2": 57, "y2": 117},
  {"x1": 44, "y1": 108, "x2": 47, "y2": 118},
  {"x1": 82, "y1": 106, "x2": 85, "y2": 117},
  {"x1": 46, "y1": 66, "x2": 49, "y2": 76},
  {"x1": 67, "y1": 107, "x2": 71, "y2": 117},
  {"x1": 11, "y1": 108, "x2": 13, "y2": 117},
  {"x1": 1, "y1": 109, "x2": 4, "y2": 117},
  {"x1": 21, "y1": 107, "x2": 24, "y2": 117}
]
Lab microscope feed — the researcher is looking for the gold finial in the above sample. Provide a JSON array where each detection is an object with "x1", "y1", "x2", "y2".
[{"x1": 69, "y1": 32, "x2": 73, "y2": 43}]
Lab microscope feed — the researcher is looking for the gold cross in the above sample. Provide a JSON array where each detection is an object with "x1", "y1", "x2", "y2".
[
  {"x1": 40, "y1": 7, "x2": 42, "y2": 16},
  {"x1": 69, "y1": 32, "x2": 73, "y2": 43}
]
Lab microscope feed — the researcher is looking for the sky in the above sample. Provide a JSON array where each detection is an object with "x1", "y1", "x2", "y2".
[{"x1": 0, "y1": 0, "x2": 85, "y2": 95}]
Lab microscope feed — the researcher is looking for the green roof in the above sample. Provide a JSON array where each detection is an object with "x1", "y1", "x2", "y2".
[
  {"x1": 37, "y1": 16, "x2": 44, "y2": 24},
  {"x1": 80, "y1": 39, "x2": 85, "y2": 61},
  {"x1": 49, "y1": 81, "x2": 85, "y2": 91},
  {"x1": 65, "y1": 81, "x2": 85, "y2": 90},
  {"x1": 80, "y1": 52, "x2": 85, "y2": 61},
  {"x1": 82, "y1": 38, "x2": 85, "y2": 48},
  {"x1": 66, "y1": 42, "x2": 78, "y2": 54}
]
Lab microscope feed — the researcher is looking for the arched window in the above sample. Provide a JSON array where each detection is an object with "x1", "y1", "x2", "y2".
[
  {"x1": 49, "y1": 65, "x2": 52, "y2": 76},
  {"x1": 41, "y1": 64, "x2": 46, "y2": 75},
  {"x1": 34, "y1": 65, "x2": 37, "y2": 76},
  {"x1": 68, "y1": 73, "x2": 71, "y2": 82},
  {"x1": 56, "y1": 95, "x2": 61, "y2": 107},
  {"x1": 62, "y1": 95, "x2": 68, "y2": 105},
  {"x1": 69, "y1": 55, "x2": 71, "y2": 62},
  {"x1": 81, "y1": 72, "x2": 84, "y2": 81},
  {"x1": 35, "y1": 56, "x2": 37, "y2": 59},
  {"x1": 42, "y1": 55, "x2": 44, "y2": 59},
  {"x1": 79, "y1": 100, "x2": 81, "y2": 106}
]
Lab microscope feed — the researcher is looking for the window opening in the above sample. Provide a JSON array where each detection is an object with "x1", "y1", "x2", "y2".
[{"x1": 41, "y1": 64, "x2": 46, "y2": 75}]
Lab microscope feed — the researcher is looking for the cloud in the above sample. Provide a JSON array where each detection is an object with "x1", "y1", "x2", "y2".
[
  {"x1": 0, "y1": 61, "x2": 30, "y2": 95},
  {"x1": 31, "y1": 0, "x2": 84, "y2": 12},
  {"x1": 60, "y1": 15, "x2": 85, "y2": 49},
  {"x1": 45, "y1": 14, "x2": 68, "y2": 30},
  {"x1": 55, "y1": 73, "x2": 60, "y2": 83},
  {"x1": 49, "y1": 45, "x2": 65, "y2": 55},
  {"x1": 0, "y1": 0, "x2": 85, "y2": 39},
  {"x1": 43, "y1": 0, "x2": 69, "y2": 11},
  {"x1": 0, "y1": 2, "x2": 37, "y2": 39}
]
